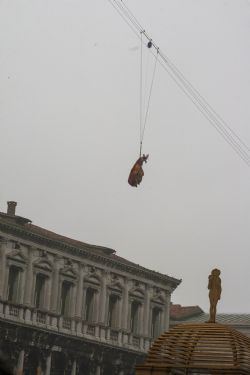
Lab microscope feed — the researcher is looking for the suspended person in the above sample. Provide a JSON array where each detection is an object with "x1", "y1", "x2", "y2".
[{"x1": 128, "y1": 154, "x2": 148, "y2": 187}]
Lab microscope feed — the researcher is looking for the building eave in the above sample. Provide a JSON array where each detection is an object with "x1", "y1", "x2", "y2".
[{"x1": 0, "y1": 219, "x2": 181, "y2": 289}]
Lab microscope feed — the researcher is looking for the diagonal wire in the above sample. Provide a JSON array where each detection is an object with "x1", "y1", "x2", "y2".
[
  {"x1": 139, "y1": 31, "x2": 143, "y2": 156},
  {"x1": 141, "y1": 49, "x2": 159, "y2": 145},
  {"x1": 108, "y1": 0, "x2": 250, "y2": 166}
]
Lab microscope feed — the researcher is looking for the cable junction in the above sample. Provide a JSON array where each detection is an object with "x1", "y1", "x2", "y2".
[{"x1": 108, "y1": 0, "x2": 250, "y2": 167}]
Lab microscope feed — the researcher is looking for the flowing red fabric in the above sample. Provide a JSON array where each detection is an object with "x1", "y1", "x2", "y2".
[{"x1": 128, "y1": 154, "x2": 148, "y2": 187}]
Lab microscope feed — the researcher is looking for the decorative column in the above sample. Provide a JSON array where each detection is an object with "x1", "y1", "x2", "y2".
[
  {"x1": 0, "y1": 240, "x2": 7, "y2": 314},
  {"x1": 16, "y1": 349, "x2": 25, "y2": 375},
  {"x1": 70, "y1": 283, "x2": 77, "y2": 331},
  {"x1": 24, "y1": 247, "x2": 34, "y2": 321},
  {"x1": 94, "y1": 290, "x2": 100, "y2": 337},
  {"x1": 99, "y1": 271, "x2": 108, "y2": 324},
  {"x1": 71, "y1": 359, "x2": 77, "y2": 375},
  {"x1": 99, "y1": 271, "x2": 108, "y2": 340},
  {"x1": 95, "y1": 365, "x2": 101, "y2": 375},
  {"x1": 51, "y1": 257, "x2": 61, "y2": 311},
  {"x1": 45, "y1": 353, "x2": 52, "y2": 375},
  {"x1": 75, "y1": 264, "x2": 85, "y2": 334},
  {"x1": 19, "y1": 269, "x2": 26, "y2": 319},
  {"x1": 139, "y1": 303, "x2": 145, "y2": 349},
  {"x1": 45, "y1": 276, "x2": 52, "y2": 311},
  {"x1": 121, "y1": 278, "x2": 130, "y2": 345},
  {"x1": 75, "y1": 264, "x2": 85, "y2": 317},
  {"x1": 50, "y1": 257, "x2": 61, "y2": 327},
  {"x1": 163, "y1": 291, "x2": 171, "y2": 331},
  {"x1": 0, "y1": 240, "x2": 7, "y2": 298},
  {"x1": 143, "y1": 285, "x2": 151, "y2": 337},
  {"x1": 117, "y1": 297, "x2": 123, "y2": 344},
  {"x1": 122, "y1": 278, "x2": 129, "y2": 330}
]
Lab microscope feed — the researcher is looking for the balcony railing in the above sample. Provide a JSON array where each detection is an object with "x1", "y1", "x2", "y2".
[
  {"x1": 110, "y1": 329, "x2": 119, "y2": 341},
  {"x1": 9, "y1": 305, "x2": 19, "y2": 317},
  {"x1": 36, "y1": 311, "x2": 46, "y2": 324},
  {"x1": 132, "y1": 335, "x2": 140, "y2": 347},
  {"x1": 0, "y1": 301, "x2": 149, "y2": 352},
  {"x1": 62, "y1": 318, "x2": 71, "y2": 330},
  {"x1": 86, "y1": 324, "x2": 95, "y2": 336}
]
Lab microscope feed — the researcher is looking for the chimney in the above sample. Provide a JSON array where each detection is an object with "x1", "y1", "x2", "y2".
[{"x1": 7, "y1": 201, "x2": 17, "y2": 216}]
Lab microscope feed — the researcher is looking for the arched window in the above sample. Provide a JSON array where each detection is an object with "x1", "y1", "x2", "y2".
[
  {"x1": 130, "y1": 301, "x2": 141, "y2": 334},
  {"x1": 151, "y1": 307, "x2": 162, "y2": 338},
  {"x1": 7, "y1": 265, "x2": 21, "y2": 303},
  {"x1": 108, "y1": 294, "x2": 120, "y2": 328},
  {"x1": 60, "y1": 281, "x2": 72, "y2": 317}
]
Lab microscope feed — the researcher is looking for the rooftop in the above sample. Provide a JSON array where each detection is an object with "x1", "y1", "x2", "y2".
[
  {"x1": 0, "y1": 201, "x2": 181, "y2": 288},
  {"x1": 170, "y1": 304, "x2": 250, "y2": 327}
]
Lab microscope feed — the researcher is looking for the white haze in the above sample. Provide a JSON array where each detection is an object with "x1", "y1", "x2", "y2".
[{"x1": 0, "y1": 0, "x2": 250, "y2": 312}]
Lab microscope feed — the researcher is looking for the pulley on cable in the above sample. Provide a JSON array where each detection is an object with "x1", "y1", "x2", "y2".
[{"x1": 128, "y1": 32, "x2": 159, "y2": 187}]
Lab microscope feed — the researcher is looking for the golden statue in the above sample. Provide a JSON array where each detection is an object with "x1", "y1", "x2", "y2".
[{"x1": 207, "y1": 268, "x2": 221, "y2": 323}]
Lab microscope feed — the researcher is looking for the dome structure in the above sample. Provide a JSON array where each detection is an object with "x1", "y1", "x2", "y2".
[{"x1": 136, "y1": 323, "x2": 250, "y2": 374}]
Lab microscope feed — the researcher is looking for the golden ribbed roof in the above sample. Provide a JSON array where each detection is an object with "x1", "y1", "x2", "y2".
[{"x1": 136, "y1": 323, "x2": 250, "y2": 374}]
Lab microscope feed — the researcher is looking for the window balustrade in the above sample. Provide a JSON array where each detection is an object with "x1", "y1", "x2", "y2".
[
  {"x1": 62, "y1": 317, "x2": 71, "y2": 330},
  {"x1": 132, "y1": 335, "x2": 140, "y2": 347},
  {"x1": 1, "y1": 300, "x2": 148, "y2": 351},
  {"x1": 110, "y1": 329, "x2": 119, "y2": 341},
  {"x1": 86, "y1": 324, "x2": 95, "y2": 336},
  {"x1": 9, "y1": 304, "x2": 19, "y2": 317},
  {"x1": 36, "y1": 311, "x2": 46, "y2": 324}
]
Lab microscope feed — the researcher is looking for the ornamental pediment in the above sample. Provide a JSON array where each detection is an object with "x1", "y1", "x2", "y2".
[
  {"x1": 84, "y1": 273, "x2": 100, "y2": 285},
  {"x1": 109, "y1": 280, "x2": 123, "y2": 292},
  {"x1": 60, "y1": 266, "x2": 78, "y2": 279},
  {"x1": 152, "y1": 294, "x2": 165, "y2": 304},
  {"x1": 34, "y1": 259, "x2": 52, "y2": 272},
  {"x1": 152, "y1": 288, "x2": 165, "y2": 304},
  {"x1": 108, "y1": 274, "x2": 124, "y2": 291},
  {"x1": 130, "y1": 287, "x2": 145, "y2": 299},
  {"x1": 7, "y1": 249, "x2": 27, "y2": 263}
]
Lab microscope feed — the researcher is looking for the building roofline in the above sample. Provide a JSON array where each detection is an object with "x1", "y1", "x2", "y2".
[{"x1": 0, "y1": 216, "x2": 181, "y2": 289}]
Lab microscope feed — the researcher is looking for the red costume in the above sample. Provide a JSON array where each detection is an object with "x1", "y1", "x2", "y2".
[{"x1": 128, "y1": 154, "x2": 149, "y2": 187}]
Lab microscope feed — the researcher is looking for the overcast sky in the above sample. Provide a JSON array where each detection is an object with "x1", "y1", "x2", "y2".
[{"x1": 1, "y1": 0, "x2": 250, "y2": 313}]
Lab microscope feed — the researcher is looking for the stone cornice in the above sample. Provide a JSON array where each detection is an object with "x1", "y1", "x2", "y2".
[{"x1": 0, "y1": 219, "x2": 181, "y2": 290}]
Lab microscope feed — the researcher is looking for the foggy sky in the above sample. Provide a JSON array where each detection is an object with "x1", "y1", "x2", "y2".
[{"x1": 1, "y1": 0, "x2": 250, "y2": 313}]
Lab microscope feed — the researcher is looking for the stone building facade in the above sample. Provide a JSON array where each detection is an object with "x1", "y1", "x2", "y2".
[
  {"x1": 170, "y1": 304, "x2": 250, "y2": 337},
  {"x1": 0, "y1": 202, "x2": 181, "y2": 374}
]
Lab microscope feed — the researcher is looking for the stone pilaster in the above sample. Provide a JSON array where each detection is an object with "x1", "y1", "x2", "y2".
[
  {"x1": 122, "y1": 278, "x2": 129, "y2": 330},
  {"x1": 138, "y1": 303, "x2": 144, "y2": 335},
  {"x1": 45, "y1": 276, "x2": 52, "y2": 310},
  {"x1": 19, "y1": 269, "x2": 26, "y2": 305},
  {"x1": 75, "y1": 264, "x2": 85, "y2": 318},
  {"x1": 16, "y1": 349, "x2": 25, "y2": 375},
  {"x1": 45, "y1": 353, "x2": 52, "y2": 375},
  {"x1": 143, "y1": 285, "x2": 151, "y2": 337},
  {"x1": 99, "y1": 271, "x2": 108, "y2": 324},
  {"x1": 24, "y1": 247, "x2": 34, "y2": 321},
  {"x1": 94, "y1": 289, "x2": 100, "y2": 323},
  {"x1": 23, "y1": 247, "x2": 34, "y2": 306},
  {"x1": 51, "y1": 257, "x2": 61, "y2": 312},
  {"x1": 117, "y1": 296, "x2": 123, "y2": 329},
  {"x1": 71, "y1": 359, "x2": 77, "y2": 375},
  {"x1": 163, "y1": 291, "x2": 171, "y2": 331},
  {"x1": 0, "y1": 240, "x2": 7, "y2": 302},
  {"x1": 71, "y1": 283, "x2": 77, "y2": 317},
  {"x1": 95, "y1": 365, "x2": 101, "y2": 375}
]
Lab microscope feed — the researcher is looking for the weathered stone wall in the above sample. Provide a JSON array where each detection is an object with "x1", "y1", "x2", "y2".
[{"x1": 0, "y1": 214, "x2": 180, "y2": 374}]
